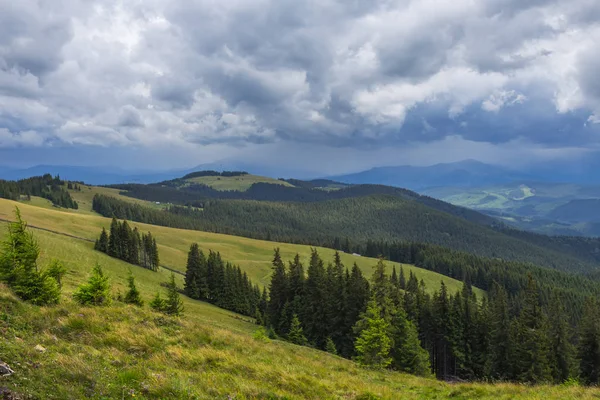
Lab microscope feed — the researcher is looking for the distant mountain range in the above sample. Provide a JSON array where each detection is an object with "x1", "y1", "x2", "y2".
[
  {"x1": 5, "y1": 157, "x2": 600, "y2": 190},
  {"x1": 328, "y1": 159, "x2": 600, "y2": 191}
]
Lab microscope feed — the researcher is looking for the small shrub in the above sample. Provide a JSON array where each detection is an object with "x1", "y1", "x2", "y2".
[
  {"x1": 252, "y1": 327, "x2": 271, "y2": 343},
  {"x1": 124, "y1": 272, "x2": 144, "y2": 307},
  {"x1": 73, "y1": 264, "x2": 112, "y2": 306},
  {"x1": 149, "y1": 292, "x2": 166, "y2": 312},
  {"x1": 46, "y1": 259, "x2": 67, "y2": 288}
]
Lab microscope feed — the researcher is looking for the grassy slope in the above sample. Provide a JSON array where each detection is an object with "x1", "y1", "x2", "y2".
[
  {"x1": 186, "y1": 174, "x2": 295, "y2": 191},
  {"x1": 1, "y1": 217, "x2": 598, "y2": 398},
  {"x1": 0, "y1": 198, "x2": 480, "y2": 297}
]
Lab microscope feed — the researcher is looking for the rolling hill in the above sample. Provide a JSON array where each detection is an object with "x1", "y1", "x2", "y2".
[
  {"x1": 2, "y1": 193, "x2": 600, "y2": 398},
  {"x1": 0, "y1": 198, "x2": 474, "y2": 295}
]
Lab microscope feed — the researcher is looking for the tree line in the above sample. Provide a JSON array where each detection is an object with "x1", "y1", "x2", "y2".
[
  {"x1": 93, "y1": 192, "x2": 600, "y2": 275},
  {"x1": 91, "y1": 194, "x2": 600, "y2": 315},
  {"x1": 184, "y1": 243, "x2": 262, "y2": 318},
  {"x1": 0, "y1": 174, "x2": 78, "y2": 209},
  {"x1": 262, "y1": 249, "x2": 600, "y2": 385},
  {"x1": 94, "y1": 218, "x2": 160, "y2": 271}
]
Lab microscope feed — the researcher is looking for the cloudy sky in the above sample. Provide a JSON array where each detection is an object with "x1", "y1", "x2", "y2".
[{"x1": 1, "y1": 0, "x2": 600, "y2": 174}]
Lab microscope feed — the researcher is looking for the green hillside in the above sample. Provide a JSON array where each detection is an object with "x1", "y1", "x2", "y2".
[
  {"x1": 2, "y1": 203, "x2": 600, "y2": 398},
  {"x1": 186, "y1": 174, "x2": 294, "y2": 191},
  {"x1": 0, "y1": 198, "x2": 477, "y2": 296}
]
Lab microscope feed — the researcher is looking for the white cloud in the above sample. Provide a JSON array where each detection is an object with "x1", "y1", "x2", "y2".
[{"x1": 0, "y1": 0, "x2": 599, "y2": 160}]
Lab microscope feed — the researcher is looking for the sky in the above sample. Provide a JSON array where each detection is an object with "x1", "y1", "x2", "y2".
[{"x1": 1, "y1": 0, "x2": 600, "y2": 175}]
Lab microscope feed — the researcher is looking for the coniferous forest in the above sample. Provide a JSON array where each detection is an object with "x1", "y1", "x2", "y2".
[
  {"x1": 183, "y1": 243, "x2": 262, "y2": 317},
  {"x1": 0, "y1": 174, "x2": 79, "y2": 209},
  {"x1": 257, "y1": 248, "x2": 600, "y2": 384},
  {"x1": 94, "y1": 218, "x2": 160, "y2": 271}
]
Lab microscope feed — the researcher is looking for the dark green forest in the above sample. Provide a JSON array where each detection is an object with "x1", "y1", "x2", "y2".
[
  {"x1": 92, "y1": 193, "x2": 600, "y2": 275},
  {"x1": 195, "y1": 247, "x2": 600, "y2": 385},
  {"x1": 0, "y1": 174, "x2": 78, "y2": 209},
  {"x1": 94, "y1": 218, "x2": 160, "y2": 271}
]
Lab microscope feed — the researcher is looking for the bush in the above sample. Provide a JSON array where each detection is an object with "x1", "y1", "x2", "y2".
[
  {"x1": 252, "y1": 327, "x2": 271, "y2": 343},
  {"x1": 124, "y1": 272, "x2": 144, "y2": 307},
  {"x1": 73, "y1": 264, "x2": 112, "y2": 306},
  {"x1": 0, "y1": 207, "x2": 61, "y2": 306},
  {"x1": 149, "y1": 292, "x2": 166, "y2": 312}
]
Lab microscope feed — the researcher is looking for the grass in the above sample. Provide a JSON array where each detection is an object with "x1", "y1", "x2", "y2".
[
  {"x1": 185, "y1": 174, "x2": 295, "y2": 191},
  {"x1": 2, "y1": 198, "x2": 600, "y2": 398},
  {"x1": 0, "y1": 198, "x2": 481, "y2": 297},
  {"x1": 2, "y1": 282, "x2": 599, "y2": 399}
]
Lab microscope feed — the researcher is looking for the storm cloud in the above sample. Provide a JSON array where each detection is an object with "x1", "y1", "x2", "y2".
[{"x1": 1, "y1": 0, "x2": 600, "y2": 168}]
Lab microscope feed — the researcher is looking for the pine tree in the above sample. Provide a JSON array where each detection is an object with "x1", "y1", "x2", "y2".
[
  {"x1": 391, "y1": 315, "x2": 431, "y2": 376},
  {"x1": 288, "y1": 314, "x2": 308, "y2": 345},
  {"x1": 97, "y1": 228, "x2": 108, "y2": 253},
  {"x1": 486, "y1": 282, "x2": 512, "y2": 380},
  {"x1": 184, "y1": 243, "x2": 202, "y2": 299},
  {"x1": 354, "y1": 299, "x2": 392, "y2": 369},
  {"x1": 151, "y1": 238, "x2": 160, "y2": 271},
  {"x1": 390, "y1": 266, "x2": 398, "y2": 288},
  {"x1": 267, "y1": 248, "x2": 288, "y2": 331},
  {"x1": 150, "y1": 292, "x2": 166, "y2": 312},
  {"x1": 46, "y1": 259, "x2": 67, "y2": 288},
  {"x1": 0, "y1": 207, "x2": 61, "y2": 305},
  {"x1": 73, "y1": 264, "x2": 112, "y2": 306},
  {"x1": 124, "y1": 272, "x2": 144, "y2": 307},
  {"x1": 327, "y1": 252, "x2": 347, "y2": 348},
  {"x1": 107, "y1": 218, "x2": 119, "y2": 257},
  {"x1": 512, "y1": 275, "x2": 551, "y2": 383},
  {"x1": 341, "y1": 263, "x2": 369, "y2": 358},
  {"x1": 303, "y1": 248, "x2": 328, "y2": 347},
  {"x1": 128, "y1": 227, "x2": 141, "y2": 265},
  {"x1": 432, "y1": 282, "x2": 451, "y2": 379},
  {"x1": 547, "y1": 292, "x2": 576, "y2": 383},
  {"x1": 399, "y1": 266, "x2": 406, "y2": 290},
  {"x1": 578, "y1": 298, "x2": 600, "y2": 385},
  {"x1": 325, "y1": 336, "x2": 338, "y2": 355},
  {"x1": 164, "y1": 273, "x2": 184, "y2": 316},
  {"x1": 288, "y1": 253, "x2": 305, "y2": 319}
]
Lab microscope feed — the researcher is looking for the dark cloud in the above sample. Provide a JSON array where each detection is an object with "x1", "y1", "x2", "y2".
[{"x1": 0, "y1": 0, "x2": 599, "y2": 170}]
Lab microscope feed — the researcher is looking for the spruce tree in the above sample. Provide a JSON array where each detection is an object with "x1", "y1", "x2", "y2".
[
  {"x1": 164, "y1": 273, "x2": 184, "y2": 316},
  {"x1": 97, "y1": 228, "x2": 108, "y2": 253},
  {"x1": 107, "y1": 218, "x2": 119, "y2": 257},
  {"x1": 124, "y1": 272, "x2": 144, "y2": 306},
  {"x1": 73, "y1": 264, "x2": 111, "y2": 306},
  {"x1": 267, "y1": 248, "x2": 288, "y2": 331},
  {"x1": 578, "y1": 298, "x2": 600, "y2": 385},
  {"x1": 151, "y1": 238, "x2": 160, "y2": 271},
  {"x1": 184, "y1": 243, "x2": 202, "y2": 299},
  {"x1": 150, "y1": 292, "x2": 166, "y2": 312},
  {"x1": 547, "y1": 292, "x2": 575, "y2": 383},
  {"x1": 303, "y1": 248, "x2": 328, "y2": 347},
  {"x1": 486, "y1": 282, "x2": 512, "y2": 380},
  {"x1": 0, "y1": 207, "x2": 61, "y2": 305},
  {"x1": 342, "y1": 263, "x2": 369, "y2": 358},
  {"x1": 512, "y1": 275, "x2": 551, "y2": 383},
  {"x1": 288, "y1": 314, "x2": 308, "y2": 345},
  {"x1": 325, "y1": 337, "x2": 338, "y2": 355},
  {"x1": 399, "y1": 266, "x2": 406, "y2": 290},
  {"x1": 354, "y1": 299, "x2": 392, "y2": 369}
]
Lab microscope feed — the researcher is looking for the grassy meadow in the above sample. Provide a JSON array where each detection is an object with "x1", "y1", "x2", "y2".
[
  {"x1": 2, "y1": 194, "x2": 600, "y2": 398},
  {"x1": 185, "y1": 174, "x2": 294, "y2": 191},
  {"x1": 0, "y1": 198, "x2": 479, "y2": 297}
]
